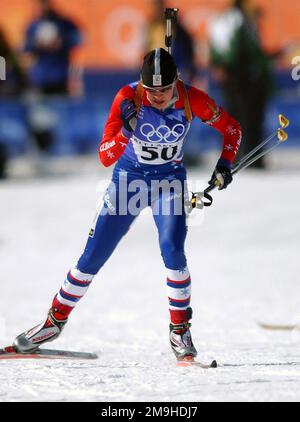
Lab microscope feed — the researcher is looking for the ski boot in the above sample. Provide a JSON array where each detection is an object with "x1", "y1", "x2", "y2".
[
  {"x1": 169, "y1": 307, "x2": 197, "y2": 360},
  {"x1": 13, "y1": 308, "x2": 68, "y2": 353}
]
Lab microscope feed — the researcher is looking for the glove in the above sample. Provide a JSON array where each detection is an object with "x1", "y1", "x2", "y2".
[
  {"x1": 208, "y1": 159, "x2": 233, "y2": 190},
  {"x1": 120, "y1": 99, "x2": 137, "y2": 132}
]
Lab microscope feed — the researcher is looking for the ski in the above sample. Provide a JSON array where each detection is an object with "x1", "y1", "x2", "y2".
[
  {"x1": 176, "y1": 356, "x2": 217, "y2": 369},
  {"x1": 257, "y1": 322, "x2": 300, "y2": 331},
  {"x1": 0, "y1": 346, "x2": 98, "y2": 360}
]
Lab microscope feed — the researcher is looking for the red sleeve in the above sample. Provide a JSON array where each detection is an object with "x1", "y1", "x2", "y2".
[
  {"x1": 98, "y1": 85, "x2": 135, "y2": 167},
  {"x1": 188, "y1": 86, "x2": 242, "y2": 164}
]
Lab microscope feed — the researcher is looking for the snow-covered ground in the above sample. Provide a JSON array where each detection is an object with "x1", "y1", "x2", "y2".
[{"x1": 0, "y1": 151, "x2": 300, "y2": 402}]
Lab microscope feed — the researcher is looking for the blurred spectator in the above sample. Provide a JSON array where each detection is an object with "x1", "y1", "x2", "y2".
[
  {"x1": 209, "y1": 0, "x2": 275, "y2": 169},
  {"x1": 146, "y1": 0, "x2": 196, "y2": 84},
  {"x1": 22, "y1": 0, "x2": 81, "y2": 164},
  {"x1": 0, "y1": 27, "x2": 27, "y2": 179}
]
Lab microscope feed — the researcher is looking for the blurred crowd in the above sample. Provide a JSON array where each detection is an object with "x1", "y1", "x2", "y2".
[
  {"x1": 0, "y1": 0, "x2": 296, "y2": 179},
  {"x1": 0, "y1": 0, "x2": 81, "y2": 178}
]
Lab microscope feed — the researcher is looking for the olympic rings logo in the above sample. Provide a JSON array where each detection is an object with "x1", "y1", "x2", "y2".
[{"x1": 139, "y1": 123, "x2": 186, "y2": 143}]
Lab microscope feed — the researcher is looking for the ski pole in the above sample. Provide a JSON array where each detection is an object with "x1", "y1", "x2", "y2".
[
  {"x1": 232, "y1": 130, "x2": 278, "y2": 173},
  {"x1": 232, "y1": 129, "x2": 288, "y2": 174},
  {"x1": 232, "y1": 114, "x2": 289, "y2": 173},
  {"x1": 189, "y1": 114, "x2": 290, "y2": 209}
]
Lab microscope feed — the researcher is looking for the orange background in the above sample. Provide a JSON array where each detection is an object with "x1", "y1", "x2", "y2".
[{"x1": 0, "y1": 0, "x2": 299, "y2": 68}]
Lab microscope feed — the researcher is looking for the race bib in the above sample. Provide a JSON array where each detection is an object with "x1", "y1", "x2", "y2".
[
  {"x1": 131, "y1": 122, "x2": 189, "y2": 165},
  {"x1": 132, "y1": 137, "x2": 184, "y2": 164}
]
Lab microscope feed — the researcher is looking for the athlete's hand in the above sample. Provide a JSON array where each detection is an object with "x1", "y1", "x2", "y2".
[
  {"x1": 208, "y1": 159, "x2": 233, "y2": 190},
  {"x1": 120, "y1": 99, "x2": 137, "y2": 132}
]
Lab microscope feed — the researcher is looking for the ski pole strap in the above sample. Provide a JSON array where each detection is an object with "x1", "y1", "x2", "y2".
[
  {"x1": 202, "y1": 191, "x2": 213, "y2": 207},
  {"x1": 191, "y1": 190, "x2": 213, "y2": 208}
]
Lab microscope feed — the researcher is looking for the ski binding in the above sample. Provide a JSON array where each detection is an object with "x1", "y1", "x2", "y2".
[{"x1": 176, "y1": 355, "x2": 217, "y2": 368}]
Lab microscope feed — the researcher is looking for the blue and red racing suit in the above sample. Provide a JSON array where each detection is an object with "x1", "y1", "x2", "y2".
[{"x1": 56, "y1": 81, "x2": 241, "y2": 324}]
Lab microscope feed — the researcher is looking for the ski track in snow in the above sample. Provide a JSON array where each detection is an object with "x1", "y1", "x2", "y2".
[{"x1": 0, "y1": 156, "x2": 300, "y2": 402}]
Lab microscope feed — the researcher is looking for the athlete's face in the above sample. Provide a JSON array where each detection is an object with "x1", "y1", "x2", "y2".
[{"x1": 145, "y1": 84, "x2": 175, "y2": 110}]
